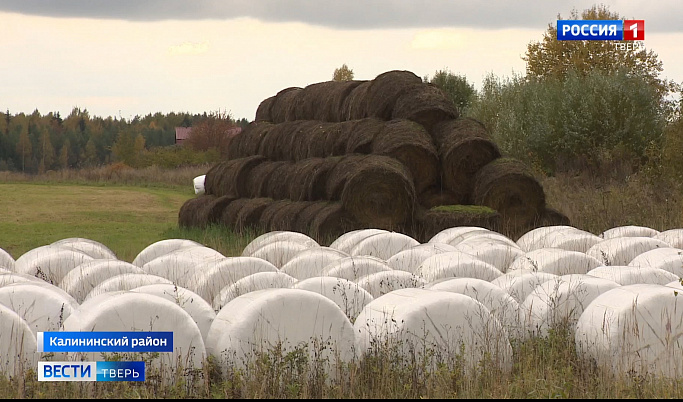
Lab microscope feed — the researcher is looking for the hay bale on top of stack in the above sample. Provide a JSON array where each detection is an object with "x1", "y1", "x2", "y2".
[{"x1": 179, "y1": 70, "x2": 567, "y2": 242}]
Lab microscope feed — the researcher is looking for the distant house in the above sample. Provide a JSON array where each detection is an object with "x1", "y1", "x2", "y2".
[{"x1": 175, "y1": 127, "x2": 192, "y2": 145}]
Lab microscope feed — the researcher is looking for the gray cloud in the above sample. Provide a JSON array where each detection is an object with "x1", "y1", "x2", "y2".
[{"x1": 0, "y1": 0, "x2": 680, "y2": 32}]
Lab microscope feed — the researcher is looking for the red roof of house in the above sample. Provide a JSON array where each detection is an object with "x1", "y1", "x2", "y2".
[{"x1": 175, "y1": 127, "x2": 192, "y2": 141}]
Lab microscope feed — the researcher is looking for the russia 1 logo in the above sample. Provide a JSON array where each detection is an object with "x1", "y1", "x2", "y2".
[{"x1": 623, "y1": 20, "x2": 644, "y2": 40}]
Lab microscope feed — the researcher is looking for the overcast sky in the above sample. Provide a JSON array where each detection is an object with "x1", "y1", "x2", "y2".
[{"x1": 2, "y1": 0, "x2": 681, "y2": 121}]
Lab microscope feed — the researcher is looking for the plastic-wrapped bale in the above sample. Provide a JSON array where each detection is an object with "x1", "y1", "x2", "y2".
[
  {"x1": 520, "y1": 274, "x2": 620, "y2": 339},
  {"x1": 349, "y1": 232, "x2": 420, "y2": 260},
  {"x1": 321, "y1": 256, "x2": 392, "y2": 282},
  {"x1": 654, "y1": 229, "x2": 683, "y2": 249},
  {"x1": 575, "y1": 284, "x2": 683, "y2": 378},
  {"x1": 356, "y1": 270, "x2": 426, "y2": 298},
  {"x1": 212, "y1": 272, "x2": 297, "y2": 311},
  {"x1": 453, "y1": 229, "x2": 519, "y2": 249},
  {"x1": 412, "y1": 206, "x2": 501, "y2": 243},
  {"x1": 427, "y1": 277, "x2": 523, "y2": 340},
  {"x1": 142, "y1": 246, "x2": 225, "y2": 287},
  {"x1": 0, "y1": 282, "x2": 79, "y2": 334},
  {"x1": 178, "y1": 194, "x2": 221, "y2": 228},
  {"x1": 329, "y1": 229, "x2": 390, "y2": 254},
  {"x1": 515, "y1": 225, "x2": 576, "y2": 252},
  {"x1": 255, "y1": 95, "x2": 275, "y2": 122},
  {"x1": 340, "y1": 81, "x2": 372, "y2": 120},
  {"x1": 132, "y1": 239, "x2": 202, "y2": 267},
  {"x1": 391, "y1": 83, "x2": 458, "y2": 132},
  {"x1": 187, "y1": 257, "x2": 278, "y2": 304},
  {"x1": 428, "y1": 226, "x2": 492, "y2": 246},
  {"x1": 193, "y1": 174, "x2": 206, "y2": 195},
  {"x1": 250, "y1": 240, "x2": 318, "y2": 268},
  {"x1": 528, "y1": 227, "x2": 602, "y2": 253},
  {"x1": 63, "y1": 291, "x2": 206, "y2": 385},
  {"x1": 586, "y1": 237, "x2": 670, "y2": 266},
  {"x1": 309, "y1": 202, "x2": 359, "y2": 243},
  {"x1": 431, "y1": 118, "x2": 501, "y2": 201},
  {"x1": 387, "y1": 243, "x2": 456, "y2": 273},
  {"x1": 600, "y1": 225, "x2": 660, "y2": 239},
  {"x1": 242, "y1": 231, "x2": 319, "y2": 257},
  {"x1": 268, "y1": 87, "x2": 302, "y2": 123},
  {"x1": 83, "y1": 274, "x2": 173, "y2": 301},
  {"x1": 586, "y1": 265, "x2": 678, "y2": 286},
  {"x1": 131, "y1": 284, "x2": 215, "y2": 341},
  {"x1": 205, "y1": 288, "x2": 356, "y2": 378},
  {"x1": 354, "y1": 288, "x2": 513, "y2": 374},
  {"x1": 14, "y1": 245, "x2": 94, "y2": 286},
  {"x1": 0, "y1": 272, "x2": 44, "y2": 287},
  {"x1": 364, "y1": 70, "x2": 423, "y2": 120},
  {"x1": 0, "y1": 248, "x2": 15, "y2": 271},
  {"x1": 491, "y1": 270, "x2": 559, "y2": 304},
  {"x1": 292, "y1": 276, "x2": 373, "y2": 320},
  {"x1": 472, "y1": 158, "x2": 546, "y2": 232},
  {"x1": 453, "y1": 236, "x2": 524, "y2": 273},
  {"x1": 52, "y1": 238, "x2": 117, "y2": 260},
  {"x1": 415, "y1": 251, "x2": 503, "y2": 283},
  {"x1": 0, "y1": 304, "x2": 38, "y2": 379},
  {"x1": 205, "y1": 156, "x2": 267, "y2": 198},
  {"x1": 235, "y1": 198, "x2": 275, "y2": 231},
  {"x1": 280, "y1": 247, "x2": 349, "y2": 280},
  {"x1": 59, "y1": 259, "x2": 144, "y2": 303},
  {"x1": 507, "y1": 248, "x2": 602, "y2": 276},
  {"x1": 628, "y1": 248, "x2": 683, "y2": 277}
]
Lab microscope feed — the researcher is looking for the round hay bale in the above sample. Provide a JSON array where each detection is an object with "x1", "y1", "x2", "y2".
[
  {"x1": 204, "y1": 195, "x2": 238, "y2": 226},
  {"x1": 280, "y1": 247, "x2": 349, "y2": 280},
  {"x1": 536, "y1": 207, "x2": 571, "y2": 227},
  {"x1": 340, "y1": 156, "x2": 417, "y2": 229},
  {"x1": 415, "y1": 251, "x2": 503, "y2": 283},
  {"x1": 371, "y1": 119, "x2": 439, "y2": 194},
  {"x1": 356, "y1": 270, "x2": 426, "y2": 298},
  {"x1": 291, "y1": 81, "x2": 341, "y2": 121},
  {"x1": 286, "y1": 121, "x2": 321, "y2": 161},
  {"x1": 340, "y1": 80, "x2": 372, "y2": 120},
  {"x1": 226, "y1": 129, "x2": 248, "y2": 159},
  {"x1": 293, "y1": 201, "x2": 332, "y2": 235},
  {"x1": 235, "y1": 198, "x2": 274, "y2": 231},
  {"x1": 132, "y1": 239, "x2": 202, "y2": 268},
  {"x1": 310, "y1": 203, "x2": 358, "y2": 243},
  {"x1": 52, "y1": 238, "x2": 116, "y2": 260},
  {"x1": 329, "y1": 80, "x2": 365, "y2": 122},
  {"x1": 219, "y1": 198, "x2": 251, "y2": 229},
  {"x1": 432, "y1": 118, "x2": 501, "y2": 201},
  {"x1": 391, "y1": 83, "x2": 458, "y2": 132},
  {"x1": 491, "y1": 271, "x2": 559, "y2": 304},
  {"x1": 328, "y1": 229, "x2": 389, "y2": 254},
  {"x1": 292, "y1": 276, "x2": 372, "y2": 321},
  {"x1": 327, "y1": 120, "x2": 356, "y2": 156},
  {"x1": 601, "y1": 225, "x2": 660, "y2": 240},
  {"x1": 178, "y1": 195, "x2": 217, "y2": 228},
  {"x1": 269, "y1": 201, "x2": 312, "y2": 232},
  {"x1": 258, "y1": 200, "x2": 294, "y2": 232},
  {"x1": 325, "y1": 155, "x2": 374, "y2": 200},
  {"x1": 418, "y1": 186, "x2": 467, "y2": 209},
  {"x1": 209, "y1": 156, "x2": 267, "y2": 198},
  {"x1": 0, "y1": 282, "x2": 78, "y2": 334},
  {"x1": 289, "y1": 156, "x2": 344, "y2": 202},
  {"x1": 255, "y1": 95, "x2": 275, "y2": 122},
  {"x1": 345, "y1": 118, "x2": 385, "y2": 154},
  {"x1": 245, "y1": 161, "x2": 287, "y2": 198},
  {"x1": 507, "y1": 248, "x2": 602, "y2": 276},
  {"x1": 237, "y1": 121, "x2": 275, "y2": 158},
  {"x1": 212, "y1": 272, "x2": 297, "y2": 311},
  {"x1": 365, "y1": 70, "x2": 423, "y2": 120},
  {"x1": 141, "y1": 246, "x2": 225, "y2": 288},
  {"x1": 263, "y1": 162, "x2": 295, "y2": 200},
  {"x1": 269, "y1": 87, "x2": 302, "y2": 123},
  {"x1": 304, "y1": 122, "x2": 338, "y2": 158},
  {"x1": 386, "y1": 243, "x2": 456, "y2": 274},
  {"x1": 59, "y1": 259, "x2": 145, "y2": 303},
  {"x1": 349, "y1": 232, "x2": 420, "y2": 260},
  {"x1": 321, "y1": 255, "x2": 392, "y2": 281},
  {"x1": 256, "y1": 122, "x2": 289, "y2": 160},
  {"x1": 411, "y1": 206, "x2": 501, "y2": 243},
  {"x1": 472, "y1": 158, "x2": 545, "y2": 231}
]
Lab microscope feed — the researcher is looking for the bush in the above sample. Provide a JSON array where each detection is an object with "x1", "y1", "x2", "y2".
[{"x1": 139, "y1": 146, "x2": 221, "y2": 169}]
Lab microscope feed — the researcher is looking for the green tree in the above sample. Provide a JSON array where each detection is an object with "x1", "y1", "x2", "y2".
[
  {"x1": 16, "y1": 125, "x2": 32, "y2": 172},
  {"x1": 84, "y1": 138, "x2": 98, "y2": 167},
  {"x1": 425, "y1": 69, "x2": 476, "y2": 114},
  {"x1": 58, "y1": 140, "x2": 70, "y2": 169},
  {"x1": 37, "y1": 127, "x2": 55, "y2": 173},
  {"x1": 112, "y1": 126, "x2": 139, "y2": 166},
  {"x1": 333, "y1": 64, "x2": 354, "y2": 81}
]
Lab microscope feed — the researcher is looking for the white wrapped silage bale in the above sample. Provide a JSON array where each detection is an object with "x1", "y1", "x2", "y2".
[
  {"x1": 386, "y1": 243, "x2": 456, "y2": 273},
  {"x1": 0, "y1": 304, "x2": 38, "y2": 378},
  {"x1": 321, "y1": 256, "x2": 392, "y2": 281},
  {"x1": 515, "y1": 226, "x2": 575, "y2": 252},
  {"x1": 0, "y1": 282, "x2": 79, "y2": 334},
  {"x1": 51, "y1": 238, "x2": 117, "y2": 260},
  {"x1": 350, "y1": 232, "x2": 420, "y2": 260},
  {"x1": 507, "y1": 248, "x2": 602, "y2": 276},
  {"x1": 250, "y1": 240, "x2": 315, "y2": 268},
  {"x1": 600, "y1": 225, "x2": 659, "y2": 239},
  {"x1": 0, "y1": 272, "x2": 45, "y2": 287},
  {"x1": 141, "y1": 246, "x2": 225, "y2": 287},
  {"x1": 586, "y1": 266, "x2": 678, "y2": 286},
  {"x1": 454, "y1": 239, "x2": 524, "y2": 273},
  {"x1": 132, "y1": 238, "x2": 202, "y2": 267},
  {"x1": 0, "y1": 247, "x2": 15, "y2": 271},
  {"x1": 491, "y1": 271, "x2": 559, "y2": 304},
  {"x1": 586, "y1": 236, "x2": 669, "y2": 266},
  {"x1": 628, "y1": 248, "x2": 683, "y2": 277},
  {"x1": 58, "y1": 259, "x2": 144, "y2": 303},
  {"x1": 533, "y1": 228, "x2": 601, "y2": 253},
  {"x1": 328, "y1": 229, "x2": 389, "y2": 254},
  {"x1": 241, "y1": 231, "x2": 318, "y2": 257},
  {"x1": 292, "y1": 276, "x2": 373, "y2": 321},
  {"x1": 14, "y1": 246, "x2": 94, "y2": 285},
  {"x1": 427, "y1": 226, "x2": 491, "y2": 246},
  {"x1": 193, "y1": 174, "x2": 206, "y2": 195},
  {"x1": 355, "y1": 270, "x2": 425, "y2": 298},
  {"x1": 415, "y1": 252, "x2": 503, "y2": 283},
  {"x1": 84, "y1": 273, "x2": 173, "y2": 301},
  {"x1": 279, "y1": 247, "x2": 349, "y2": 280},
  {"x1": 654, "y1": 229, "x2": 683, "y2": 249},
  {"x1": 212, "y1": 272, "x2": 297, "y2": 311}
]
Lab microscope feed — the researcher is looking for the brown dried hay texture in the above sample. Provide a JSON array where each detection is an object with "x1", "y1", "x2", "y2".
[
  {"x1": 289, "y1": 81, "x2": 350, "y2": 121},
  {"x1": 329, "y1": 80, "x2": 365, "y2": 122},
  {"x1": 258, "y1": 199, "x2": 294, "y2": 232},
  {"x1": 293, "y1": 201, "x2": 331, "y2": 234},
  {"x1": 364, "y1": 70, "x2": 423, "y2": 120},
  {"x1": 328, "y1": 120, "x2": 358, "y2": 156},
  {"x1": 269, "y1": 87, "x2": 302, "y2": 123},
  {"x1": 235, "y1": 197, "x2": 275, "y2": 231},
  {"x1": 304, "y1": 122, "x2": 338, "y2": 159},
  {"x1": 178, "y1": 195, "x2": 217, "y2": 228},
  {"x1": 245, "y1": 160, "x2": 287, "y2": 198},
  {"x1": 345, "y1": 118, "x2": 386, "y2": 154},
  {"x1": 418, "y1": 186, "x2": 468, "y2": 209},
  {"x1": 257, "y1": 122, "x2": 292, "y2": 160},
  {"x1": 431, "y1": 118, "x2": 501, "y2": 200},
  {"x1": 391, "y1": 83, "x2": 458, "y2": 132},
  {"x1": 537, "y1": 207, "x2": 571, "y2": 227},
  {"x1": 309, "y1": 202, "x2": 359, "y2": 244},
  {"x1": 325, "y1": 154, "x2": 373, "y2": 200},
  {"x1": 339, "y1": 155, "x2": 417, "y2": 229},
  {"x1": 263, "y1": 162, "x2": 295, "y2": 200},
  {"x1": 255, "y1": 95, "x2": 276, "y2": 122},
  {"x1": 410, "y1": 205, "x2": 501, "y2": 243},
  {"x1": 220, "y1": 198, "x2": 251, "y2": 229},
  {"x1": 236, "y1": 121, "x2": 275, "y2": 158},
  {"x1": 340, "y1": 81, "x2": 372, "y2": 121},
  {"x1": 472, "y1": 157, "x2": 546, "y2": 230},
  {"x1": 371, "y1": 119, "x2": 439, "y2": 194},
  {"x1": 211, "y1": 156, "x2": 267, "y2": 198},
  {"x1": 289, "y1": 156, "x2": 345, "y2": 202},
  {"x1": 269, "y1": 201, "x2": 313, "y2": 232}
]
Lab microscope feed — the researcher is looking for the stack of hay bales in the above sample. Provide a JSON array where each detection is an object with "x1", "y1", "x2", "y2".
[{"x1": 179, "y1": 70, "x2": 567, "y2": 242}]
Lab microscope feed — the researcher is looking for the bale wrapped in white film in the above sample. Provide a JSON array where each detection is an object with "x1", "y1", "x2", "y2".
[
  {"x1": 575, "y1": 284, "x2": 683, "y2": 378},
  {"x1": 586, "y1": 237, "x2": 669, "y2": 266},
  {"x1": 132, "y1": 239, "x2": 202, "y2": 267},
  {"x1": 84, "y1": 273, "x2": 173, "y2": 301},
  {"x1": 0, "y1": 248, "x2": 15, "y2": 271},
  {"x1": 350, "y1": 232, "x2": 420, "y2": 260},
  {"x1": 14, "y1": 246, "x2": 94, "y2": 285},
  {"x1": 280, "y1": 247, "x2": 349, "y2": 280},
  {"x1": 600, "y1": 225, "x2": 659, "y2": 239},
  {"x1": 205, "y1": 288, "x2": 356, "y2": 377},
  {"x1": 665, "y1": 280, "x2": 683, "y2": 289},
  {"x1": 51, "y1": 238, "x2": 117, "y2": 260},
  {"x1": 321, "y1": 256, "x2": 392, "y2": 281},
  {"x1": 654, "y1": 229, "x2": 683, "y2": 249},
  {"x1": 516, "y1": 226, "x2": 575, "y2": 252},
  {"x1": 507, "y1": 248, "x2": 602, "y2": 276},
  {"x1": 427, "y1": 277, "x2": 522, "y2": 339},
  {"x1": 187, "y1": 257, "x2": 278, "y2": 304},
  {"x1": 131, "y1": 284, "x2": 215, "y2": 342},
  {"x1": 292, "y1": 276, "x2": 373, "y2": 320},
  {"x1": 354, "y1": 288, "x2": 513, "y2": 374},
  {"x1": 415, "y1": 252, "x2": 503, "y2": 283},
  {"x1": 491, "y1": 271, "x2": 559, "y2": 303},
  {"x1": 0, "y1": 282, "x2": 79, "y2": 334},
  {"x1": 213, "y1": 272, "x2": 297, "y2": 311},
  {"x1": 428, "y1": 227, "x2": 490, "y2": 246},
  {"x1": 59, "y1": 259, "x2": 144, "y2": 303},
  {"x1": 520, "y1": 274, "x2": 620, "y2": 339},
  {"x1": 251, "y1": 240, "x2": 315, "y2": 268},
  {"x1": 328, "y1": 229, "x2": 389, "y2": 254},
  {"x1": 242, "y1": 231, "x2": 318, "y2": 257},
  {"x1": 628, "y1": 248, "x2": 683, "y2": 277},
  {"x1": 530, "y1": 228, "x2": 601, "y2": 253},
  {"x1": 454, "y1": 240, "x2": 524, "y2": 273},
  {"x1": 0, "y1": 272, "x2": 44, "y2": 287},
  {"x1": 386, "y1": 243, "x2": 456, "y2": 273},
  {"x1": 193, "y1": 174, "x2": 206, "y2": 195},
  {"x1": 142, "y1": 246, "x2": 225, "y2": 287},
  {"x1": 0, "y1": 304, "x2": 38, "y2": 378},
  {"x1": 0, "y1": 268, "x2": 12, "y2": 275},
  {"x1": 356, "y1": 271, "x2": 426, "y2": 298},
  {"x1": 586, "y1": 266, "x2": 678, "y2": 286},
  {"x1": 456, "y1": 232, "x2": 519, "y2": 249},
  {"x1": 63, "y1": 291, "x2": 206, "y2": 382}
]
